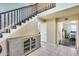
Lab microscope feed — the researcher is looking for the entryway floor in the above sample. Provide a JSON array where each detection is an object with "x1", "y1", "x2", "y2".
[{"x1": 28, "y1": 42, "x2": 78, "y2": 56}]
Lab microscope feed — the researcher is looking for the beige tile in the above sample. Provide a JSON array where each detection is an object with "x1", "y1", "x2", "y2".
[{"x1": 28, "y1": 42, "x2": 78, "y2": 56}]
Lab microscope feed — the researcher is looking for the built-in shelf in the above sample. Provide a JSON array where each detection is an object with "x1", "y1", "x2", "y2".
[
  {"x1": 24, "y1": 39, "x2": 30, "y2": 53},
  {"x1": 24, "y1": 47, "x2": 30, "y2": 53},
  {"x1": 8, "y1": 35, "x2": 40, "y2": 56},
  {"x1": 24, "y1": 37, "x2": 36, "y2": 53},
  {"x1": 31, "y1": 45, "x2": 35, "y2": 49},
  {"x1": 24, "y1": 39, "x2": 30, "y2": 44},
  {"x1": 31, "y1": 37, "x2": 35, "y2": 49}
]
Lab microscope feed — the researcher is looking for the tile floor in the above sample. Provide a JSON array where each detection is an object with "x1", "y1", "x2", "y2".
[{"x1": 28, "y1": 42, "x2": 78, "y2": 56}]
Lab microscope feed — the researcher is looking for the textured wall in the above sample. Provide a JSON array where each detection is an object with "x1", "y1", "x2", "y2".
[{"x1": 0, "y1": 3, "x2": 32, "y2": 13}]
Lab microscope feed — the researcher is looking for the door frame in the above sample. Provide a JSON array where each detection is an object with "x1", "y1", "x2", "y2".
[{"x1": 56, "y1": 20, "x2": 78, "y2": 49}]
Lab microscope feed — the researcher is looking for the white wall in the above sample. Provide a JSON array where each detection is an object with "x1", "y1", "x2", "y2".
[
  {"x1": 9, "y1": 18, "x2": 39, "y2": 38},
  {"x1": 46, "y1": 19, "x2": 57, "y2": 44},
  {"x1": 38, "y1": 3, "x2": 79, "y2": 17},
  {"x1": 0, "y1": 3, "x2": 32, "y2": 13}
]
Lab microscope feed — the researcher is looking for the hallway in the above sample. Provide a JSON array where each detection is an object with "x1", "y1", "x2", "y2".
[
  {"x1": 28, "y1": 42, "x2": 78, "y2": 56},
  {"x1": 60, "y1": 39, "x2": 76, "y2": 47}
]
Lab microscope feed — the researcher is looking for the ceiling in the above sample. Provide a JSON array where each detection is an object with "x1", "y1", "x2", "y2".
[{"x1": 38, "y1": 5, "x2": 79, "y2": 21}]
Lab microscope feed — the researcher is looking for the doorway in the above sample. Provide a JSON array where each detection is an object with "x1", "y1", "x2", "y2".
[
  {"x1": 57, "y1": 20, "x2": 77, "y2": 48},
  {"x1": 38, "y1": 22, "x2": 47, "y2": 46}
]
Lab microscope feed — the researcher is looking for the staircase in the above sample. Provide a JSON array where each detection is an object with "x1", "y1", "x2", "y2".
[{"x1": 0, "y1": 3, "x2": 56, "y2": 39}]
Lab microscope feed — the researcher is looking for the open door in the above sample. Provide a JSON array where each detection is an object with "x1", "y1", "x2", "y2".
[{"x1": 57, "y1": 20, "x2": 78, "y2": 48}]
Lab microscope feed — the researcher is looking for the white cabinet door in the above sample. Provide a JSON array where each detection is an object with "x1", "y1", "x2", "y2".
[{"x1": 8, "y1": 38, "x2": 24, "y2": 56}]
